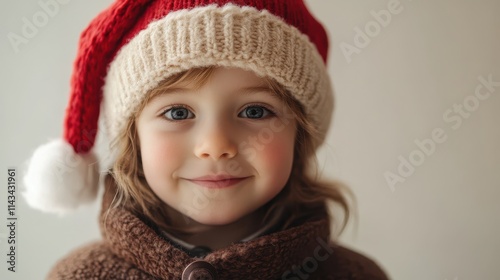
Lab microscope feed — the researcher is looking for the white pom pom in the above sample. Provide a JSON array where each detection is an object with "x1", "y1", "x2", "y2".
[{"x1": 22, "y1": 139, "x2": 100, "y2": 216}]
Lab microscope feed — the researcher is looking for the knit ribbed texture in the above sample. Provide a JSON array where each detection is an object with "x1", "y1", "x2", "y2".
[
  {"x1": 102, "y1": 3, "x2": 333, "y2": 152},
  {"x1": 23, "y1": 0, "x2": 336, "y2": 214},
  {"x1": 63, "y1": 0, "x2": 152, "y2": 153}
]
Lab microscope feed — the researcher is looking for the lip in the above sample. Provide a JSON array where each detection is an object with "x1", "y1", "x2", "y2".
[
  {"x1": 187, "y1": 176, "x2": 250, "y2": 189},
  {"x1": 191, "y1": 174, "x2": 248, "y2": 181}
]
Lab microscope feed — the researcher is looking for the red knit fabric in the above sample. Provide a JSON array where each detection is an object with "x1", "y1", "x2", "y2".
[
  {"x1": 63, "y1": 0, "x2": 152, "y2": 153},
  {"x1": 63, "y1": 0, "x2": 329, "y2": 154}
]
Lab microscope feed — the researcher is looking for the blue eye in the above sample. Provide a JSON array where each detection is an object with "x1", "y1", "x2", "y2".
[
  {"x1": 161, "y1": 104, "x2": 276, "y2": 122},
  {"x1": 162, "y1": 105, "x2": 194, "y2": 121},
  {"x1": 239, "y1": 105, "x2": 275, "y2": 119}
]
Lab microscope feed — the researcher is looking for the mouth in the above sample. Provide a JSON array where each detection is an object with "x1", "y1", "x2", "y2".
[{"x1": 187, "y1": 176, "x2": 250, "y2": 189}]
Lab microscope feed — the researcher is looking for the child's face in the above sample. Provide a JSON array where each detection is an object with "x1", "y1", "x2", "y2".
[{"x1": 136, "y1": 67, "x2": 296, "y2": 226}]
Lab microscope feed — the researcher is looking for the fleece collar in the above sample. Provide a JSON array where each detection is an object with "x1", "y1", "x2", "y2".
[{"x1": 98, "y1": 187, "x2": 331, "y2": 279}]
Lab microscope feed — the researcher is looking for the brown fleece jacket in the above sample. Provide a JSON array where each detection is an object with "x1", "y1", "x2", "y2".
[{"x1": 47, "y1": 184, "x2": 390, "y2": 280}]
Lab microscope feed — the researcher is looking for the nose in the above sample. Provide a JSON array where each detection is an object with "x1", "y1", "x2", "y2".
[{"x1": 194, "y1": 119, "x2": 238, "y2": 160}]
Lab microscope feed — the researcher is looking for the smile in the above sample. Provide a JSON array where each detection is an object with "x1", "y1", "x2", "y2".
[{"x1": 187, "y1": 177, "x2": 250, "y2": 189}]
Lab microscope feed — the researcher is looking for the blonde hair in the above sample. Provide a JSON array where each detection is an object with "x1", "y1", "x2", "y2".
[{"x1": 104, "y1": 66, "x2": 354, "y2": 237}]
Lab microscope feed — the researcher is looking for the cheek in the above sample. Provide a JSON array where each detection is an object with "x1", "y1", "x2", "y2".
[
  {"x1": 140, "y1": 131, "x2": 183, "y2": 179},
  {"x1": 258, "y1": 130, "x2": 295, "y2": 181},
  {"x1": 260, "y1": 141, "x2": 292, "y2": 166}
]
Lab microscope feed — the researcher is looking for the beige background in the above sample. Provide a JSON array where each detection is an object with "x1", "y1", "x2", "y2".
[{"x1": 1, "y1": 0, "x2": 499, "y2": 279}]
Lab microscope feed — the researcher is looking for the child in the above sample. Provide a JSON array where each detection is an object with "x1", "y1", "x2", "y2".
[{"x1": 23, "y1": 0, "x2": 389, "y2": 279}]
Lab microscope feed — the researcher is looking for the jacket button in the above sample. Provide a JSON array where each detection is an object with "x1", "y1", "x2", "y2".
[{"x1": 182, "y1": 260, "x2": 218, "y2": 280}]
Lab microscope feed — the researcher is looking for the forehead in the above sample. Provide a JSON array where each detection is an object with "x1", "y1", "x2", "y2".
[{"x1": 150, "y1": 67, "x2": 284, "y2": 102}]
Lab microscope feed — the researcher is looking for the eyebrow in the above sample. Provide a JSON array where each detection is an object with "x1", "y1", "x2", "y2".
[
  {"x1": 238, "y1": 86, "x2": 283, "y2": 101},
  {"x1": 154, "y1": 86, "x2": 283, "y2": 102}
]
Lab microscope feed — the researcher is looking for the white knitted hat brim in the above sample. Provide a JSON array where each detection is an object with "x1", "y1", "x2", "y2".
[{"x1": 102, "y1": 3, "x2": 333, "y2": 152}]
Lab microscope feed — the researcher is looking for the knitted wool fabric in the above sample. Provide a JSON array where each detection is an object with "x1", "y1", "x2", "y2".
[
  {"x1": 22, "y1": 0, "x2": 334, "y2": 214},
  {"x1": 46, "y1": 182, "x2": 390, "y2": 279},
  {"x1": 102, "y1": 3, "x2": 333, "y2": 151}
]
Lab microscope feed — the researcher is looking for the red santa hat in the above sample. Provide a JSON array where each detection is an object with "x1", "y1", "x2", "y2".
[{"x1": 22, "y1": 0, "x2": 334, "y2": 215}]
